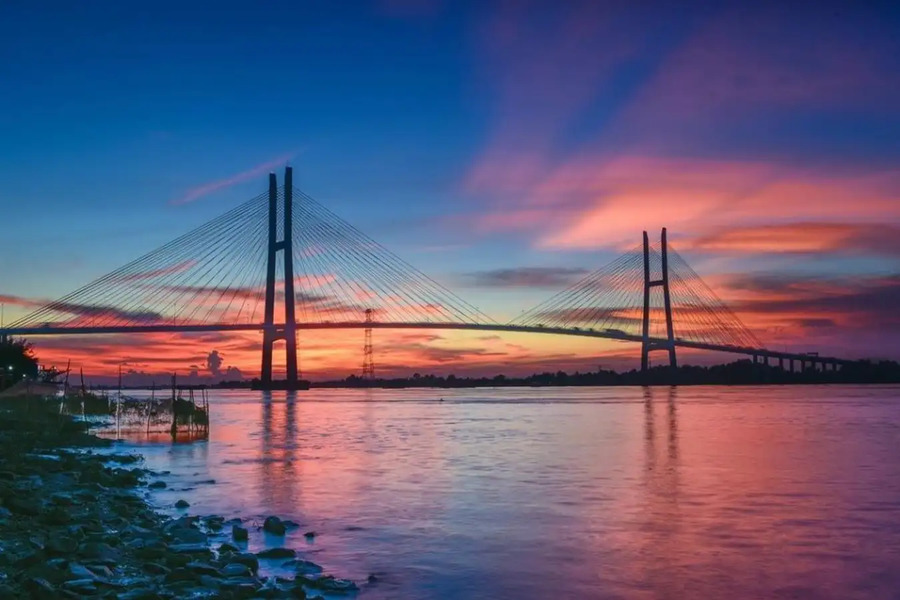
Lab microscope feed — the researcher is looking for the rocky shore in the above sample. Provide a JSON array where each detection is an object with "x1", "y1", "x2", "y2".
[{"x1": 0, "y1": 397, "x2": 360, "y2": 599}]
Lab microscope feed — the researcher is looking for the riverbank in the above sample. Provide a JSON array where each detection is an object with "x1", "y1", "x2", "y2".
[{"x1": 0, "y1": 396, "x2": 359, "y2": 599}]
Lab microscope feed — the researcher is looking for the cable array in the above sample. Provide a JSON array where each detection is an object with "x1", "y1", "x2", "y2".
[
  {"x1": 10, "y1": 192, "x2": 271, "y2": 330},
  {"x1": 292, "y1": 189, "x2": 494, "y2": 325},
  {"x1": 9, "y1": 180, "x2": 759, "y2": 349},
  {"x1": 511, "y1": 244, "x2": 648, "y2": 334},
  {"x1": 9, "y1": 186, "x2": 493, "y2": 329},
  {"x1": 510, "y1": 242, "x2": 762, "y2": 348}
]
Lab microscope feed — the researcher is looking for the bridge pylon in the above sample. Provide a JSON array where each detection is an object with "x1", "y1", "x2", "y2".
[
  {"x1": 260, "y1": 167, "x2": 299, "y2": 386},
  {"x1": 641, "y1": 227, "x2": 677, "y2": 371}
]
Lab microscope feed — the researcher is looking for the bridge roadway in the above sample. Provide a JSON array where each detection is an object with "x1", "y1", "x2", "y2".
[{"x1": 1, "y1": 321, "x2": 853, "y2": 368}]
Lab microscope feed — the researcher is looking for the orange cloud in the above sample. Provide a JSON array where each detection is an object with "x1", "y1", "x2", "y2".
[{"x1": 687, "y1": 223, "x2": 900, "y2": 256}]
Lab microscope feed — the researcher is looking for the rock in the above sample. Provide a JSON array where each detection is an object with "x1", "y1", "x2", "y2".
[
  {"x1": 143, "y1": 562, "x2": 169, "y2": 575},
  {"x1": 168, "y1": 542, "x2": 211, "y2": 554},
  {"x1": 219, "y1": 542, "x2": 239, "y2": 554},
  {"x1": 165, "y1": 552, "x2": 192, "y2": 568},
  {"x1": 257, "y1": 547, "x2": 296, "y2": 559},
  {"x1": 25, "y1": 577, "x2": 56, "y2": 599},
  {"x1": 288, "y1": 559, "x2": 324, "y2": 575},
  {"x1": 305, "y1": 575, "x2": 359, "y2": 594},
  {"x1": 165, "y1": 567, "x2": 199, "y2": 583},
  {"x1": 174, "y1": 499, "x2": 190, "y2": 509},
  {"x1": 87, "y1": 564, "x2": 114, "y2": 579},
  {"x1": 49, "y1": 492, "x2": 76, "y2": 506},
  {"x1": 221, "y1": 562, "x2": 251, "y2": 577},
  {"x1": 263, "y1": 516, "x2": 286, "y2": 536},
  {"x1": 287, "y1": 583, "x2": 309, "y2": 599},
  {"x1": 116, "y1": 587, "x2": 161, "y2": 600},
  {"x1": 134, "y1": 543, "x2": 167, "y2": 561},
  {"x1": 41, "y1": 506, "x2": 70, "y2": 525},
  {"x1": 25, "y1": 562, "x2": 67, "y2": 586},
  {"x1": 110, "y1": 468, "x2": 143, "y2": 487},
  {"x1": 62, "y1": 578, "x2": 98, "y2": 593},
  {"x1": 69, "y1": 562, "x2": 97, "y2": 580},
  {"x1": 78, "y1": 541, "x2": 119, "y2": 561},
  {"x1": 6, "y1": 495, "x2": 40, "y2": 516},
  {"x1": 230, "y1": 552, "x2": 259, "y2": 573},
  {"x1": 186, "y1": 561, "x2": 220, "y2": 577},
  {"x1": 283, "y1": 520, "x2": 300, "y2": 528},
  {"x1": 169, "y1": 527, "x2": 207, "y2": 544},
  {"x1": 367, "y1": 573, "x2": 379, "y2": 584},
  {"x1": 165, "y1": 515, "x2": 199, "y2": 531},
  {"x1": 232, "y1": 524, "x2": 249, "y2": 541},
  {"x1": 148, "y1": 481, "x2": 166, "y2": 489},
  {"x1": 107, "y1": 454, "x2": 140, "y2": 464},
  {"x1": 14, "y1": 550, "x2": 44, "y2": 568},
  {"x1": 303, "y1": 531, "x2": 317, "y2": 540},
  {"x1": 199, "y1": 574, "x2": 223, "y2": 589},
  {"x1": 46, "y1": 535, "x2": 78, "y2": 555},
  {"x1": 45, "y1": 558, "x2": 69, "y2": 570}
]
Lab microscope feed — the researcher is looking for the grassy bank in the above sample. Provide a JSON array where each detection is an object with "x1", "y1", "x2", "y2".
[{"x1": 0, "y1": 397, "x2": 359, "y2": 599}]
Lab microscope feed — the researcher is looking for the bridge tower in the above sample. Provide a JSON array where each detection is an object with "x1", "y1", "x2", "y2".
[
  {"x1": 641, "y1": 228, "x2": 677, "y2": 371},
  {"x1": 260, "y1": 167, "x2": 299, "y2": 386}
]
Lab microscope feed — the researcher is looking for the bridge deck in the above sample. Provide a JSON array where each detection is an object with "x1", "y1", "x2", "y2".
[{"x1": 0, "y1": 322, "x2": 854, "y2": 366}]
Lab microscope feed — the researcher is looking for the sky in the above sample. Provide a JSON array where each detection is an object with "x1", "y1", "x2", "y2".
[{"x1": 1, "y1": 0, "x2": 899, "y2": 383}]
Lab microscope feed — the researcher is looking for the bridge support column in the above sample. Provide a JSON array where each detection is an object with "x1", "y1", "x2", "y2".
[
  {"x1": 641, "y1": 228, "x2": 677, "y2": 371},
  {"x1": 260, "y1": 167, "x2": 299, "y2": 386}
]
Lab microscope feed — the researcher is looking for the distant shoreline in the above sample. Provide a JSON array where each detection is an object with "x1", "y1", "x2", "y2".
[{"x1": 92, "y1": 358, "x2": 900, "y2": 391}]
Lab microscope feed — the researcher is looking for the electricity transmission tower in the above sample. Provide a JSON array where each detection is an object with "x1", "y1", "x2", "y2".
[{"x1": 362, "y1": 308, "x2": 375, "y2": 380}]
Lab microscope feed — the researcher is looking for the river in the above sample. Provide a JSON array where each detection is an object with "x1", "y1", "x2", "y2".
[{"x1": 105, "y1": 385, "x2": 900, "y2": 599}]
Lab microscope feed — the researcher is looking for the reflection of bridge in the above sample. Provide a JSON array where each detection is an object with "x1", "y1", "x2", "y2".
[{"x1": 1, "y1": 168, "x2": 852, "y2": 382}]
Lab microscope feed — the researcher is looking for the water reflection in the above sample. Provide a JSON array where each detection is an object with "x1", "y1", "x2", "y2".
[
  {"x1": 638, "y1": 386, "x2": 682, "y2": 598},
  {"x1": 106, "y1": 386, "x2": 900, "y2": 600},
  {"x1": 259, "y1": 391, "x2": 299, "y2": 508}
]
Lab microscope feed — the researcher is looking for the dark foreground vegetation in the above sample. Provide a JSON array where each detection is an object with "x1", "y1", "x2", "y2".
[
  {"x1": 320, "y1": 358, "x2": 900, "y2": 388},
  {"x1": 0, "y1": 396, "x2": 359, "y2": 598}
]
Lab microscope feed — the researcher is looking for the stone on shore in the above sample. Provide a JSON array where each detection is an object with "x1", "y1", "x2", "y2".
[
  {"x1": 0, "y1": 397, "x2": 357, "y2": 599},
  {"x1": 233, "y1": 524, "x2": 249, "y2": 541},
  {"x1": 263, "y1": 515, "x2": 286, "y2": 535}
]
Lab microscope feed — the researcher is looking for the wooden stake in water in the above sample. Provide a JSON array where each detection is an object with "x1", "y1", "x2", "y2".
[{"x1": 170, "y1": 372, "x2": 177, "y2": 440}]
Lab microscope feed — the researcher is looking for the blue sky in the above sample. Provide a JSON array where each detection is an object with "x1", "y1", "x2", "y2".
[{"x1": 1, "y1": 0, "x2": 899, "y2": 377}]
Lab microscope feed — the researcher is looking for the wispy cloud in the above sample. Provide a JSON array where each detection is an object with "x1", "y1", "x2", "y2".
[
  {"x1": 171, "y1": 152, "x2": 296, "y2": 205},
  {"x1": 462, "y1": 267, "x2": 589, "y2": 289}
]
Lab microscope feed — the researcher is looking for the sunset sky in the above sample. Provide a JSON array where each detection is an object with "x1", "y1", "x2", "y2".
[{"x1": 1, "y1": 1, "x2": 899, "y2": 383}]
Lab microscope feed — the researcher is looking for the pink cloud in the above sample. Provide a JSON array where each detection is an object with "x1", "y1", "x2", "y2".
[
  {"x1": 625, "y1": 5, "x2": 900, "y2": 123},
  {"x1": 465, "y1": 154, "x2": 900, "y2": 250}
]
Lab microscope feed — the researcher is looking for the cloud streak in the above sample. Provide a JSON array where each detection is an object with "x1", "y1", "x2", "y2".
[
  {"x1": 171, "y1": 152, "x2": 296, "y2": 205},
  {"x1": 462, "y1": 266, "x2": 589, "y2": 289}
]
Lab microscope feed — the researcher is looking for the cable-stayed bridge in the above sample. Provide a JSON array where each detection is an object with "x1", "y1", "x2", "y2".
[{"x1": 1, "y1": 168, "x2": 853, "y2": 385}]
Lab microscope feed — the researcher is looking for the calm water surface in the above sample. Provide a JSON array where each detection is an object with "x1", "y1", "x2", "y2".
[{"x1": 109, "y1": 385, "x2": 900, "y2": 599}]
